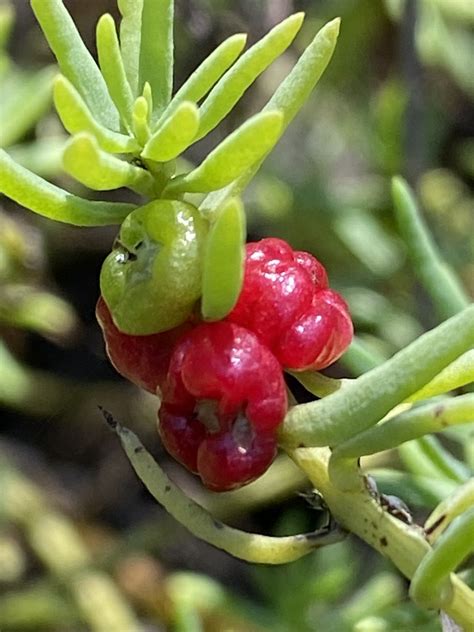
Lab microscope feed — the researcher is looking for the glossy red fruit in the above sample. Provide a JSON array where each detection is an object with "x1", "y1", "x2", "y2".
[
  {"x1": 158, "y1": 321, "x2": 286, "y2": 491},
  {"x1": 227, "y1": 238, "x2": 353, "y2": 370},
  {"x1": 96, "y1": 296, "x2": 192, "y2": 395}
]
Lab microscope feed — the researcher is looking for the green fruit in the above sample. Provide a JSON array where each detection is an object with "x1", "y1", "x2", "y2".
[{"x1": 100, "y1": 199, "x2": 207, "y2": 334}]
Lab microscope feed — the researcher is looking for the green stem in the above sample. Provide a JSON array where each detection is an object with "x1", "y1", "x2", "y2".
[
  {"x1": 392, "y1": 176, "x2": 470, "y2": 320},
  {"x1": 340, "y1": 337, "x2": 387, "y2": 375},
  {"x1": 108, "y1": 417, "x2": 346, "y2": 564},
  {"x1": 329, "y1": 395, "x2": 474, "y2": 489},
  {"x1": 409, "y1": 508, "x2": 474, "y2": 611},
  {"x1": 289, "y1": 447, "x2": 474, "y2": 630},
  {"x1": 0, "y1": 149, "x2": 136, "y2": 226},
  {"x1": 280, "y1": 305, "x2": 474, "y2": 448}
]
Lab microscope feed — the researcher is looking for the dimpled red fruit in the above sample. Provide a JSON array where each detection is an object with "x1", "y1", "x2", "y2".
[
  {"x1": 227, "y1": 238, "x2": 353, "y2": 370},
  {"x1": 158, "y1": 321, "x2": 286, "y2": 491},
  {"x1": 96, "y1": 296, "x2": 192, "y2": 395}
]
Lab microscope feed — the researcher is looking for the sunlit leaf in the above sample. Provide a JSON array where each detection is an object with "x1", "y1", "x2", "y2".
[
  {"x1": 201, "y1": 198, "x2": 246, "y2": 321},
  {"x1": 196, "y1": 13, "x2": 304, "y2": 141},
  {"x1": 132, "y1": 96, "x2": 150, "y2": 147},
  {"x1": 166, "y1": 110, "x2": 283, "y2": 194},
  {"x1": 200, "y1": 17, "x2": 340, "y2": 217},
  {"x1": 142, "y1": 101, "x2": 199, "y2": 162},
  {"x1": 54, "y1": 76, "x2": 138, "y2": 154},
  {"x1": 0, "y1": 149, "x2": 135, "y2": 225},
  {"x1": 117, "y1": 0, "x2": 143, "y2": 96},
  {"x1": 31, "y1": 0, "x2": 120, "y2": 130},
  {"x1": 63, "y1": 133, "x2": 154, "y2": 194},
  {"x1": 159, "y1": 33, "x2": 247, "y2": 123},
  {"x1": 96, "y1": 14, "x2": 134, "y2": 130},
  {"x1": 139, "y1": 0, "x2": 174, "y2": 116}
]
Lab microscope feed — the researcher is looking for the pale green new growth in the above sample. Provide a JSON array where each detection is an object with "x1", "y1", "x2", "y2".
[
  {"x1": 96, "y1": 14, "x2": 134, "y2": 130},
  {"x1": 201, "y1": 198, "x2": 246, "y2": 321},
  {"x1": 166, "y1": 111, "x2": 283, "y2": 194},
  {"x1": 31, "y1": 0, "x2": 120, "y2": 130},
  {"x1": 142, "y1": 102, "x2": 199, "y2": 162},
  {"x1": 132, "y1": 96, "x2": 150, "y2": 146},
  {"x1": 63, "y1": 133, "x2": 154, "y2": 194},
  {"x1": 0, "y1": 149, "x2": 136, "y2": 226},
  {"x1": 162, "y1": 33, "x2": 247, "y2": 121},
  {"x1": 54, "y1": 76, "x2": 138, "y2": 154},
  {"x1": 139, "y1": 0, "x2": 174, "y2": 116},
  {"x1": 117, "y1": 0, "x2": 143, "y2": 96},
  {"x1": 200, "y1": 18, "x2": 340, "y2": 217},
  {"x1": 196, "y1": 13, "x2": 304, "y2": 141}
]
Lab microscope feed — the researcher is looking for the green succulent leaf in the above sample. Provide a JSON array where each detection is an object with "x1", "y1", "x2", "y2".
[
  {"x1": 392, "y1": 176, "x2": 470, "y2": 320},
  {"x1": 132, "y1": 96, "x2": 151, "y2": 147},
  {"x1": 139, "y1": 0, "x2": 174, "y2": 117},
  {"x1": 31, "y1": 0, "x2": 120, "y2": 131},
  {"x1": 0, "y1": 149, "x2": 136, "y2": 226},
  {"x1": 0, "y1": 66, "x2": 55, "y2": 148},
  {"x1": 118, "y1": 0, "x2": 143, "y2": 96},
  {"x1": 201, "y1": 197, "x2": 246, "y2": 321},
  {"x1": 200, "y1": 17, "x2": 340, "y2": 217},
  {"x1": 96, "y1": 14, "x2": 134, "y2": 130},
  {"x1": 196, "y1": 13, "x2": 304, "y2": 141},
  {"x1": 141, "y1": 102, "x2": 199, "y2": 162},
  {"x1": 165, "y1": 110, "x2": 283, "y2": 194},
  {"x1": 54, "y1": 76, "x2": 139, "y2": 154},
  {"x1": 63, "y1": 133, "x2": 154, "y2": 194},
  {"x1": 159, "y1": 33, "x2": 247, "y2": 123}
]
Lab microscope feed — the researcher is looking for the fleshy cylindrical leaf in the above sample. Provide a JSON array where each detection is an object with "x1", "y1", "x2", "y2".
[
  {"x1": 0, "y1": 149, "x2": 136, "y2": 226},
  {"x1": 54, "y1": 76, "x2": 138, "y2": 154},
  {"x1": 96, "y1": 14, "x2": 135, "y2": 130},
  {"x1": 31, "y1": 0, "x2": 120, "y2": 130},
  {"x1": 165, "y1": 110, "x2": 283, "y2": 194},
  {"x1": 63, "y1": 133, "x2": 154, "y2": 194},
  {"x1": 142, "y1": 102, "x2": 199, "y2": 162},
  {"x1": 201, "y1": 198, "x2": 246, "y2": 321},
  {"x1": 196, "y1": 13, "x2": 304, "y2": 140}
]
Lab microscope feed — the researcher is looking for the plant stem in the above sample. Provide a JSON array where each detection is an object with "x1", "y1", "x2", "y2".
[
  {"x1": 280, "y1": 305, "x2": 474, "y2": 448},
  {"x1": 289, "y1": 447, "x2": 474, "y2": 630}
]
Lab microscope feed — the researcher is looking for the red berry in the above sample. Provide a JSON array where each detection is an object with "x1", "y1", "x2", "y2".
[
  {"x1": 96, "y1": 296, "x2": 192, "y2": 394},
  {"x1": 227, "y1": 238, "x2": 353, "y2": 370},
  {"x1": 158, "y1": 321, "x2": 286, "y2": 491},
  {"x1": 197, "y1": 425, "x2": 277, "y2": 492}
]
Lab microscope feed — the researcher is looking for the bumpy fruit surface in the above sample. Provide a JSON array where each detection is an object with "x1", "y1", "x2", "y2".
[
  {"x1": 96, "y1": 296, "x2": 192, "y2": 394},
  {"x1": 158, "y1": 321, "x2": 287, "y2": 491},
  {"x1": 227, "y1": 238, "x2": 353, "y2": 370},
  {"x1": 100, "y1": 199, "x2": 207, "y2": 335}
]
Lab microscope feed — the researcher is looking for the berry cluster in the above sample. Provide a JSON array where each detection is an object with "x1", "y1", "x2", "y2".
[{"x1": 98, "y1": 238, "x2": 353, "y2": 491}]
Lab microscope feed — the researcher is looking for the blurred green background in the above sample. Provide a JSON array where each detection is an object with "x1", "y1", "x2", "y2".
[{"x1": 0, "y1": 1, "x2": 473, "y2": 630}]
